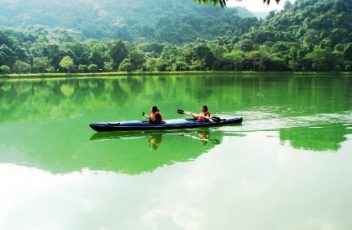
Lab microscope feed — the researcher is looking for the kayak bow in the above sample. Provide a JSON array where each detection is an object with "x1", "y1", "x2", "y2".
[{"x1": 89, "y1": 117, "x2": 242, "y2": 132}]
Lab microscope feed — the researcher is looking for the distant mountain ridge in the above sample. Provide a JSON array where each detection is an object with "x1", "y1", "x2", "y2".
[{"x1": 0, "y1": 0, "x2": 256, "y2": 43}]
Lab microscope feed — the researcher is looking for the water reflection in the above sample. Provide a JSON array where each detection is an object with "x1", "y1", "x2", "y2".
[
  {"x1": 0, "y1": 75, "x2": 351, "y2": 175},
  {"x1": 90, "y1": 129, "x2": 221, "y2": 148},
  {"x1": 85, "y1": 129, "x2": 226, "y2": 176},
  {"x1": 148, "y1": 134, "x2": 163, "y2": 150},
  {"x1": 280, "y1": 123, "x2": 352, "y2": 152},
  {"x1": 1, "y1": 75, "x2": 352, "y2": 230},
  {"x1": 1, "y1": 75, "x2": 351, "y2": 123},
  {"x1": 0, "y1": 127, "x2": 225, "y2": 175},
  {"x1": 180, "y1": 130, "x2": 221, "y2": 145}
]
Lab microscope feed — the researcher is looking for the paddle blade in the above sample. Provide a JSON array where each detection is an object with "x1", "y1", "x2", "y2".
[
  {"x1": 177, "y1": 109, "x2": 185, "y2": 114},
  {"x1": 210, "y1": 139, "x2": 221, "y2": 144},
  {"x1": 211, "y1": 116, "x2": 221, "y2": 122}
]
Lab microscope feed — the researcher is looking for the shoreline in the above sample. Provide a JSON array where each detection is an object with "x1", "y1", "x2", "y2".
[{"x1": 1, "y1": 71, "x2": 352, "y2": 79}]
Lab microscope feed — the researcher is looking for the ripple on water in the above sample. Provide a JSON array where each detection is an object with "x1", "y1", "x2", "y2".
[{"x1": 216, "y1": 110, "x2": 352, "y2": 133}]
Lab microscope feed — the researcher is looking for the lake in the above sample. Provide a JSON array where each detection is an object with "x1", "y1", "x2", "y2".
[{"x1": 0, "y1": 74, "x2": 352, "y2": 229}]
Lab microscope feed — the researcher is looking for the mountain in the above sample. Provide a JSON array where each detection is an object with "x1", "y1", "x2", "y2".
[
  {"x1": 1, "y1": 0, "x2": 352, "y2": 73},
  {"x1": 251, "y1": 0, "x2": 352, "y2": 46},
  {"x1": 0, "y1": 0, "x2": 257, "y2": 43},
  {"x1": 239, "y1": 0, "x2": 352, "y2": 71}
]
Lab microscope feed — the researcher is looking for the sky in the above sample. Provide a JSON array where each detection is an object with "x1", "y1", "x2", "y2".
[{"x1": 228, "y1": 0, "x2": 296, "y2": 12}]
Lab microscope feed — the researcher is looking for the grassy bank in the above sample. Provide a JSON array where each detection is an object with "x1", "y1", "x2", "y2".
[{"x1": 1, "y1": 71, "x2": 352, "y2": 79}]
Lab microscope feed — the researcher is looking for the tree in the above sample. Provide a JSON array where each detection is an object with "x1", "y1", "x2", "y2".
[
  {"x1": 0, "y1": 65, "x2": 11, "y2": 74},
  {"x1": 12, "y1": 61, "x2": 31, "y2": 74},
  {"x1": 63, "y1": 42, "x2": 89, "y2": 66},
  {"x1": 78, "y1": 64, "x2": 88, "y2": 72},
  {"x1": 195, "y1": 0, "x2": 280, "y2": 7},
  {"x1": 0, "y1": 44, "x2": 16, "y2": 67},
  {"x1": 0, "y1": 0, "x2": 351, "y2": 74},
  {"x1": 345, "y1": 64, "x2": 352, "y2": 71},
  {"x1": 129, "y1": 49, "x2": 146, "y2": 70},
  {"x1": 59, "y1": 56, "x2": 75, "y2": 73},
  {"x1": 118, "y1": 58, "x2": 133, "y2": 72},
  {"x1": 344, "y1": 43, "x2": 352, "y2": 60},
  {"x1": 288, "y1": 60, "x2": 299, "y2": 71},
  {"x1": 144, "y1": 58, "x2": 159, "y2": 71},
  {"x1": 305, "y1": 46, "x2": 335, "y2": 71},
  {"x1": 110, "y1": 40, "x2": 128, "y2": 68},
  {"x1": 187, "y1": 44, "x2": 216, "y2": 70},
  {"x1": 88, "y1": 42, "x2": 107, "y2": 69},
  {"x1": 138, "y1": 43, "x2": 164, "y2": 55},
  {"x1": 104, "y1": 61, "x2": 114, "y2": 71},
  {"x1": 236, "y1": 39, "x2": 254, "y2": 52},
  {"x1": 173, "y1": 61, "x2": 189, "y2": 71},
  {"x1": 284, "y1": 1, "x2": 293, "y2": 10},
  {"x1": 246, "y1": 47, "x2": 272, "y2": 71},
  {"x1": 223, "y1": 50, "x2": 245, "y2": 70},
  {"x1": 33, "y1": 57, "x2": 52, "y2": 73},
  {"x1": 190, "y1": 59, "x2": 206, "y2": 70},
  {"x1": 156, "y1": 59, "x2": 169, "y2": 71}
]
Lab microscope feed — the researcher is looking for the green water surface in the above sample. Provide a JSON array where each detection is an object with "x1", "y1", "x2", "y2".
[{"x1": 0, "y1": 74, "x2": 351, "y2": 229}]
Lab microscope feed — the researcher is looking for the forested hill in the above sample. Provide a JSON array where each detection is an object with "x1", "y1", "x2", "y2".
[
  {"x1": 242, "y1": 0, "x2": 352, "y2": 71},
  {"x1": 0, "y1": 0, "x2": 255, "y2": 43},
  {"x1": 1, "y1": 0, "x2": 352, "y2": 74}
]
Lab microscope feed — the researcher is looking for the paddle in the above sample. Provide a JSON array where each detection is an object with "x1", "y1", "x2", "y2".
[
  {"x1": 177, "y1": 109, "x2": 221, "y2": 122},
  {"x1": 180, "y1": 132, "x2": 221, "y2": 144},
  {"x1": 142, "y1": 112, "x2": 150, "y2": 119}
]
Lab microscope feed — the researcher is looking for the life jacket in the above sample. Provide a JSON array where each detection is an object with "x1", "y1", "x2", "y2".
[
  {"x1": 198, "y1": 111, "x2": 211, "y2": 121},
  {"x1": 150, "y1": 111, "x2": 163, "y2": 123}
]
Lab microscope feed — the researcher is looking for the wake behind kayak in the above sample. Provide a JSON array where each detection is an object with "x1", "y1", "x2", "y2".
[{"x1": 89, "y1": 117, "x2": 243, "y2": 132}]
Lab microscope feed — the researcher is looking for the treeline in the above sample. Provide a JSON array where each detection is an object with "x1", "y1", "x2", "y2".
[
  {"x1": 1, "y1": 0, "x2": 352, "y2": 74},
  {"x1": 1, "y1": 28, "x2": 242, "y2": 73}
]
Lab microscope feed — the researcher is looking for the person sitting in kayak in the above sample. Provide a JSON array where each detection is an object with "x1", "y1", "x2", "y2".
[
  {"x1": 143, "y1": 106, "x2": 164, "y2": 124},
  {"x1": 192, "y1": 105, "x2": 211, "y2": 121}
]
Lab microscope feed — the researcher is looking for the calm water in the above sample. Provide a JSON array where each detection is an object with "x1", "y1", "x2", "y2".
[{"x1": 0, "y1": 74, "x2": 352, "y2": 229}]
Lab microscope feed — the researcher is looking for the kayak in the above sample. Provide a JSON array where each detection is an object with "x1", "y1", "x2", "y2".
[{"x1": 89, "y1": 117, "x2": 243, "y2": 132}]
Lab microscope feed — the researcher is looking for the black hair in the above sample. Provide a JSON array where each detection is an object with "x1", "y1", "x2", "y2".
[
  {"x1": 152, "y1": 106, "x2": 159, "y2": 112},
  {"x1": 202, "y1": 105, "x2": 208, "y2": 111}
]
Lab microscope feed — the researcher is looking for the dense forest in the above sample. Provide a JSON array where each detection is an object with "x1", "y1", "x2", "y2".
[
  {"x1": 1, "y1": 0, "x2": 352, "y2": 74},
  {"x1": 0, "y1": 0, "x2": 255, "y2": 41}
]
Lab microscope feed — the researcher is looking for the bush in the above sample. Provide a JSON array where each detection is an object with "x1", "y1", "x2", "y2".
[
  {"x1": 88, "y1": 64, "x2": 99, "y2": 72},
  {"x1": 0, "y1": 65, "x2": 11, "y2": 74},
  {"x1": 345, "y1": 65, "x2": 352, "y2": 71}
]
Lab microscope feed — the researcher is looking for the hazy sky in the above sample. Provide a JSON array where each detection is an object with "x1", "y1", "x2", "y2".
[{"x1": 228, "y1": 0, "x2": 296, "y2": 12}]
